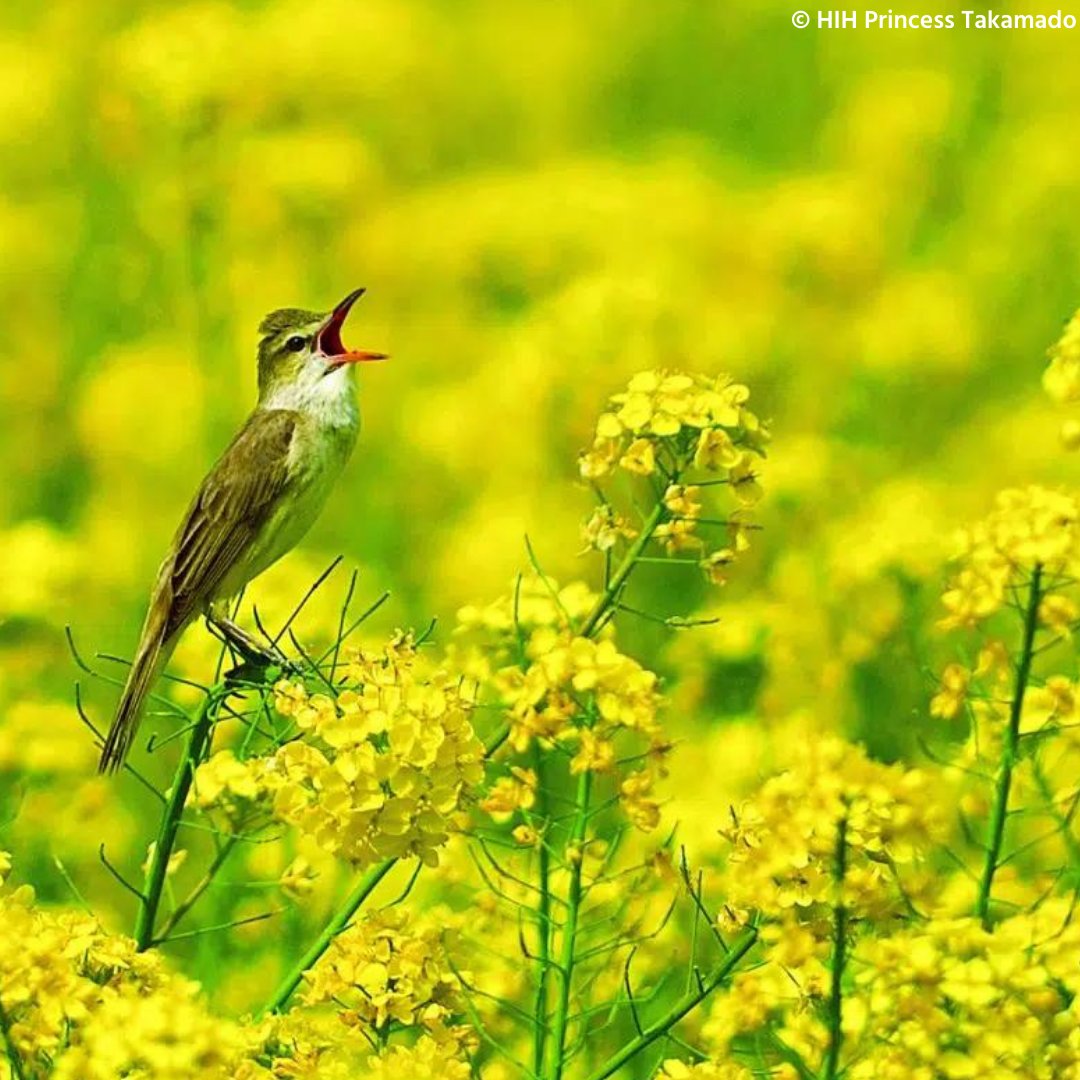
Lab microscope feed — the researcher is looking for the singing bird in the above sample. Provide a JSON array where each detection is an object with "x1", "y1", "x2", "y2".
[{"x1": 98, "y1": 288, "x2": 385, "y2": 773}]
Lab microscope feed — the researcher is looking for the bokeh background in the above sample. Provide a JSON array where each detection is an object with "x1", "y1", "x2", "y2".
[{"x1": 2, "y1": 0, "x2": 1079, "y2": 1011}]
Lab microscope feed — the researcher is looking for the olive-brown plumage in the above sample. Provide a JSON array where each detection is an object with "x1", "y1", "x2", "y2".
[{"x1": 99, "y1": 290, "x2": 385, "y2": 773}]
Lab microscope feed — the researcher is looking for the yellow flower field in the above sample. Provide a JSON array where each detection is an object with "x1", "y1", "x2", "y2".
[{"x1": 3, "y1": 1, "x2": 1080, "y2": 1077}]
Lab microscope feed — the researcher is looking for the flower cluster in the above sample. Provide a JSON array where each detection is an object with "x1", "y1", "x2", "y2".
[
  {"x1": 578, "y1": 370, "x2": 767, "y2": 583},
  {"x1": 848, "y1": 902, "x2": 1080, "y2": 1079},
  {"x1": 579, "y1": 370, "x2": 766, "y2": 484},
  {"x1": 939, "y1": 486, "x2": 1080, "y2": 630},
  {"x1": 190, "y1": 633, "x2": 485, "y2": 870},
  {"x1": 301, "y1": 908, "x2": 463, "y2": 1033},
  {"x1": 189, "y1": 749, "x2": 276, "y2": 822},
  {"x1": 0, "y1": 866, "x2": 269, "y2": 1080},
  {"x1": 364, "y1": 1034, "x2": 472, "y2": 1080},
  {"x1": 720, "y1": 738, "x2": 945, "y2": 923},
  {"x1": 498, "y1": 632, "x2": 666, "y2": 829}
]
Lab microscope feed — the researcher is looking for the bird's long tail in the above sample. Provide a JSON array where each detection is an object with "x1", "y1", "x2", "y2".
[{"x1": 99, "y1": 607, "x2": 173, "y2": 774}]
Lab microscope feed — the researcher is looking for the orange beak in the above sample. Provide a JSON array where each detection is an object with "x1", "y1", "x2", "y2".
[{"x1": 318, "y1": 288, "x2": 388, "y2": 368}]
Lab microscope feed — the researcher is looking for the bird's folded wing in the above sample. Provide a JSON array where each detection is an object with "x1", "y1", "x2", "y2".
[{"x1": 164, "y1": 408, "x2": 299, "y2": 636}]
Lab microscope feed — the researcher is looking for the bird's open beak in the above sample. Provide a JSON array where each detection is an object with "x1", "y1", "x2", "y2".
[{"x1": 317, "y1": 288, "x2": 388, "y2": 368}]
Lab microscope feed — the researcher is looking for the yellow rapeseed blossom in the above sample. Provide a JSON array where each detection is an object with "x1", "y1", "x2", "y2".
[
  {"x1": 503, "y1": 633, "x2": 663, "y2": 757},
  {"x1": 720, "y1": 738, "x2": 945, "y2": 921},
  {"x1": 580, "y1": 369, "x2": 767, "y2": 584},
  {"x1": 849, "y1": 903, "x2": 1080, "y2": 1079},
  {"x1": 189, "y1": 749, "x2": 274, "y2": 821},
  {"x1": 930, "y1": 662, "x2": 970, "y2": 720},
  {"x1": 364, "y1": 1033, "x2": 472, "y2": 1080},
  {"x1": 479, "y1": 767, "x2": 538, "y2": 822},
  {"x1": 301, "y1": 908, "x2": 462, "y2": 1032},
  {"x1": 265, "y1": 633, "x2": 484, "y2": 868},
  {"x1": 0, "y1": 866, "x2": 297, "y2": 1079},
  {"x1": 939, "y1": 487, "x2": 1080, "y2": 630},
  {"x1": 581, "y1": 505, "x2": 638, "y2": 553}
]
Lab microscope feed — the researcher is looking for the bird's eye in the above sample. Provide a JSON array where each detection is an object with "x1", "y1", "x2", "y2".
[{"x1": 285, "y1": 335, "x2": 307, "y2": 352}]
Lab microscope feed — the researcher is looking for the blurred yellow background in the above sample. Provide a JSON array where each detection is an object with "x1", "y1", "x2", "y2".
[{"x1": 2, "y1": 0, "x2": 1079, "y2": 1004}]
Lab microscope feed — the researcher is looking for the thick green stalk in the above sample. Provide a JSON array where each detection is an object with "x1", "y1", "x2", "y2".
[
  {"x1": 583, "y1": 929, "x2": 758, "y2": 1080},
  {"x1": 547, "y1": 770, "x2": 592, "y2": 1080},
  {"x1": 975, "y1": 566, "x2": 1043, "y2": 930},
  {"x1": 261, "y1": 858, "x2": 394, "y2": 1015},
  {"x1": 134, "y1": 691, "x2": 221, "y2": 951},
  {"x1": 822, "y1": 814, "x2": 848, "y2": 1080},
  {"x1": 532, "y1": 747, "x2": 553, "y2": 1078}
]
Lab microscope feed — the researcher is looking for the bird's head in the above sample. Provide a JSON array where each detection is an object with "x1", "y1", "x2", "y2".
[{"x1": 256, "y1": 288, "x2": 385, "y2": 405}]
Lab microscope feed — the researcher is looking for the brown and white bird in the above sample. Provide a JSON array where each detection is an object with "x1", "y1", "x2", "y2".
[{"x1": 99, "y1": 289, "x2": 385, "y2": 773}]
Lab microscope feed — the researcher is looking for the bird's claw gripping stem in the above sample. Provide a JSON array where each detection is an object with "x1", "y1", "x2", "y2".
[{"x1": 206, "y1": 611, "x2": 297, "y2": 677}]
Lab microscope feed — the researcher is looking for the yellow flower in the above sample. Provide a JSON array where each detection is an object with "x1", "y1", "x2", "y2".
[
  {"x1": 512, "y1": 824, "x2": 539, "y2": 846},
  {"x1": 279, "y1": 857, "x2": 318, "y2": 899},
  {"x1": 479, "y1": 770, "x2": 538, "y2": 822},
  {"x1": 619, "y1": 769, "x2": 662, "y2": 831},
  {"x1": 581, "y1": 505, "x2": 638, "y2": 552},
  {"x1": 729, "y1": 452, "x2": 763, "y2": 506},
  {"x1": 302, "y1": 909, "x2": 461, "y2": 1032},
  {"x1": 1039, "y1": 592, "x2": 1079, "y2": 636},
  {"x1": 658, "y1": 519, "x2": 704, "y2": 553},
  {"x1": 694, "y1": 427, "x2": 740, "y2": 471},
  {"x1": 663, "y1": 483, "x2": 702, "y2": 519},
  {"x1": 939, "y1": 487, "x2": 1080, "y2": 629},
  {"x1": 266, "y1": 634, "x2": 484, "y2": 869},
  {"x1": 569, "y1": 728, "x2": 616, "y2": 774},
  {"x1": 365, "y1": 1034, "x2": 472, "y2": 1080},
  {"x1": 620, "y1": 437, "x2": 657, "y2": 476},
  {"x1": 579, "y1": 436, "x2": 620, "y2": 479},
  {"x1": 930, "y1": 663, "x2": 970, "y2": 720},
  {"x1": 701, "y1": 548, "x2": 736, "y2": 585}
]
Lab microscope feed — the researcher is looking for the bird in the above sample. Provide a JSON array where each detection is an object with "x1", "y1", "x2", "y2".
[{"x1": 98, "y1": 288, "x2": 385, "y2": 774}]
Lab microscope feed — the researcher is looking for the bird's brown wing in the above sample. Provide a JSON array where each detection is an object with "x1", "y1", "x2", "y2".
[
  {"x1": 163, "y1": 407, "x2": 299, "y2": 636},
  {"x1": 99, "y1": 408, "x2": 299, "y2": 773}
]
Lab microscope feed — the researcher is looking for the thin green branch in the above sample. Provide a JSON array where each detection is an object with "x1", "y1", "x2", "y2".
[
  {"x1": 547, "y1": 770, "x2": 592, "y2": 1080},
  {"x1": 532, "y1": 746, "x2": 553, "y2": 1078},
  {"x1": 822, "y1": 812, "x2": 848, "y2": 1080},
  {"x1": 151, "y1": 833, "x2": 240, "y2": 945},
  {"x1": 582, "y1": 929, "x2": 758, "y2": 1080},
  {"x1": 260, "y1": 858, "x2": 394, "y2": 1015},
  {"x1": 581, "y1": 502, "x2": 667, "y2": 638},
  {"x1": 134, "y1": 689, "x2": 223, "y2": 950},
  {"x1": 975, "y1": 565, "x2": 1043, "y2": 930}
]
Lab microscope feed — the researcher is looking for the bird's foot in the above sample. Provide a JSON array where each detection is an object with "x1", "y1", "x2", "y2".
[{"x1": 207, "y1": 613, "x2": 301, "y2": 681}]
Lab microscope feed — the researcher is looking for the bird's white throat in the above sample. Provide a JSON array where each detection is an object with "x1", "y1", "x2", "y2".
[{"x1": 262, "y1": 362, "x2": 359, "y2": 431}]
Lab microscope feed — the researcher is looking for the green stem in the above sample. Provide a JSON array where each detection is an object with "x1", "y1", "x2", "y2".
[
  {"x1": 152, "y1": 834, "x2": 239, "y2": 945},
  {"x1": 0, "y1": 999, "x2": 27, "y2": 1080},
  {"x1": 581, "y1": 502, "x2": 666, "y2": 638},
  {"x1": 822, "y1": 813, "x2": 848, "y2": 1080},
  {"x1": 547, "y1": 769, "x2": 592, "y2": 1080},
  {"x1": 583, "y1": 929, "x2": 758, "y2": 1080},
  {"x1": 134, "y1": 690, "x2": 221, "y2": 951},
  {"x1": 260, "y1": 858, "x2": 394, "y2": 1015},
  {"x1": 532, "y1": 747, "x2": 553, "y2": 1078},
  {"x1": 975, "y1": 565, "x2": 1043, "y2": 931}
]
